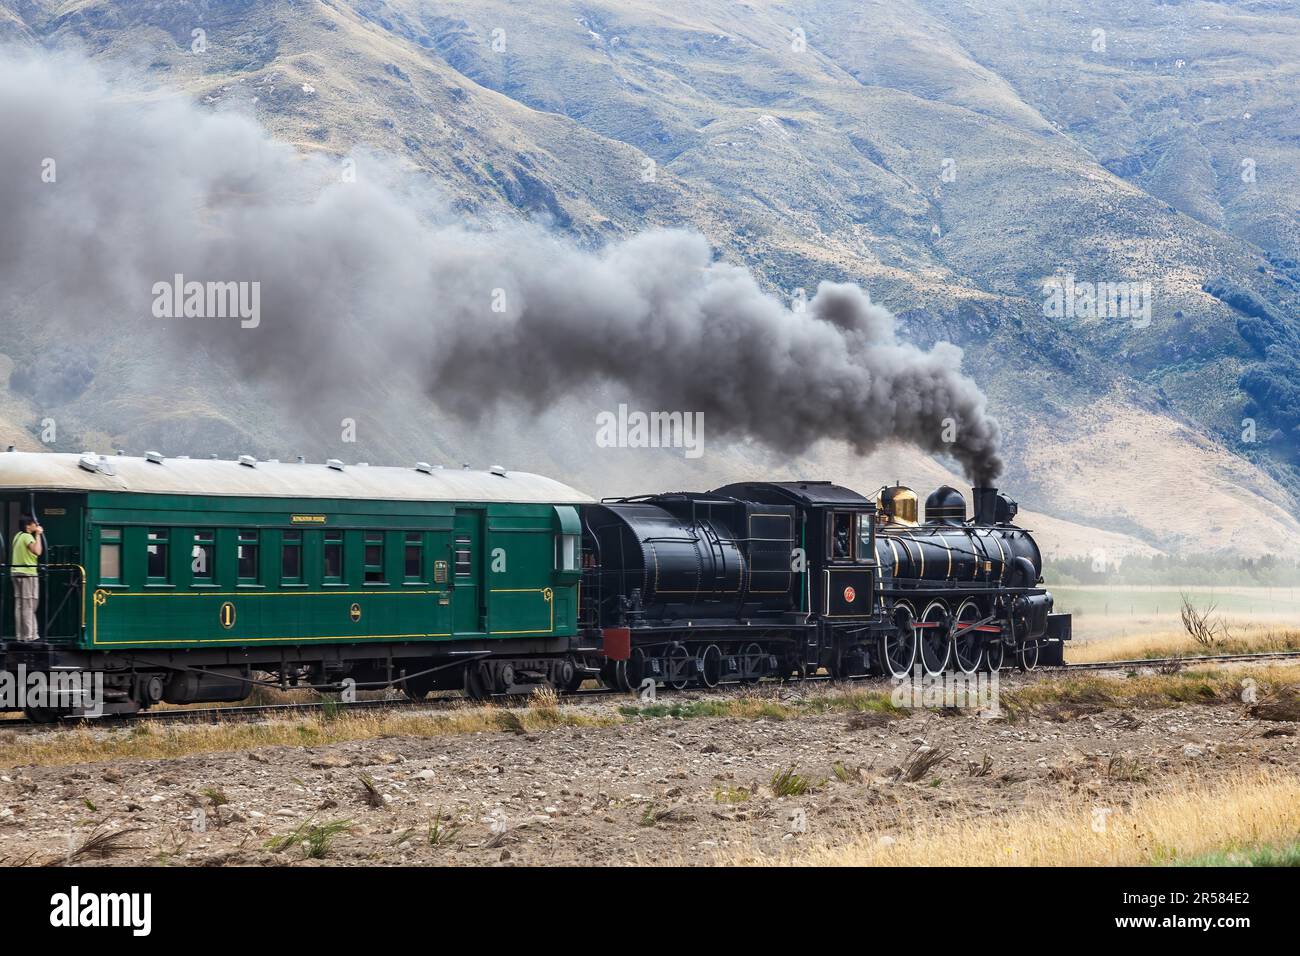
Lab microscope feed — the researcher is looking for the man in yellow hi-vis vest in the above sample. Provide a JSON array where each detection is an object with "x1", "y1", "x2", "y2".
[{"x1": 11, "y1": 515, "x2": 43, "y2": 642}]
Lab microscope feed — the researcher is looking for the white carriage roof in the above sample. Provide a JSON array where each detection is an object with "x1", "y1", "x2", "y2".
[{"x1": 0, "y1": 452, "x2": 592, "y2": 505}]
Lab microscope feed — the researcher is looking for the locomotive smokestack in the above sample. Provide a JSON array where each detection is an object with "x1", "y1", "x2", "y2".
[{"x1": 972, "y1": 486, "x2": 998, "y2": 525}]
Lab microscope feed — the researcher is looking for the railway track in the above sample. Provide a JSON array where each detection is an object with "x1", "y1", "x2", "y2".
[
  {"x1": 3, "y1": 649, "x2": 1298, "y2": 728},
  {"x1": 1050, "y1": 649, "x2": 1300, "y2": 671}
]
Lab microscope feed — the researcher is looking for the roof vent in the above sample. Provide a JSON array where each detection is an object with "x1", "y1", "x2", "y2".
[
  {"x1": 97, "y1": 455, "x2": 116, "y2": 477},
  {"x1": 490, "y1": 465, "x2": 506, "y2": 476},
  {"x1": 296, "y1": 456, "x2": 305, "y2": 464},
  {"x1": 175, "y1": 455, "x2": 191, "y2": 460},
  {"x1": 238, "y1": 455, "x2": 257, "y2": 468},
  {"x1": 78, "y1": 453, "x2": 100, "y2": 474},
  {"x1": 415, "y1": 462, "x2": 433, "y2": 474},
  {"x1": 6, "y1": 445, "x2": 14, "y2": 453},
  {"x1": 357, "y1": 462, "x2": 369, "y2": 467},
  {"x1": 326, "y1": 459, "x2": 344, "y2": 471},
  {"x1": 462, "y1": 463, "x2": 470, "y2": 470},
  {"x1": 144, "y1": 451, "x2": 164, "y2": 464}
]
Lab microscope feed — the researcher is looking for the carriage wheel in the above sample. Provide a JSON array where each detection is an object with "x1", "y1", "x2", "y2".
[
  {"x1": 918, "y1": 600, "x2": 951, "y2": 676},
  {"x1": 1018, "y1": 639, "x2": 1041, "y2": 672},
  {"x1": 402, "y1": 670, "x2": 436, "y2": 700},
  {"x1": 879, "y1": 606, "x2": 916, "y2": 679},
  {"x1": 563, "y1": 665, "x2": 587, "y2": 693},
  {"x1": 463, "y1": 662, "x2": 493, "y2": 701},
  {"x1": 23, "y1": 706, "x2": 67, "y2": 724},
  {"x1": 952, "y1": 599, "x2": 983, "y2": 674}
]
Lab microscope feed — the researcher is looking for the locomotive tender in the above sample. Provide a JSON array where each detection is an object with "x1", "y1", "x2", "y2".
[{"x1": 0, "y1": 452, "x2": 1068, "y2": 718}]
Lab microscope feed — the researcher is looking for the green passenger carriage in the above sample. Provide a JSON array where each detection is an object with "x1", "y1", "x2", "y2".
[{"x1": 0, "y1": 452, "x2": 594, "y2": 717}]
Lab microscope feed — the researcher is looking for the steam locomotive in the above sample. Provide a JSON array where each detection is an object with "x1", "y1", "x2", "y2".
[{"x1": 582, "y1": 481, "x2": 1069, "y2": 690}]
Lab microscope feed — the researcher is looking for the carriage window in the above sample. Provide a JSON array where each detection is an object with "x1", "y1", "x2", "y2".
[
  {"x1": 364, "y1": 532, "x2": 385, "y2": 583},
  {"x1": 146, "y1": 528, "x2": 170, "y2": 583},
  {"x1": 454, "y1": 534, "x2": 472, "y2": 577},
  {"x1": 281, "y1": 530, "x2": 302, "y2": 584},
  {"x1": 830, "y1": 512, "x2": 854, "y2": 559},
  {"x1": 99, "y1": 528, "x2": 122, "y2": 584},
  {"x1": 323, "y1": 531, "x2": 343, "y2": 583},
  {"x1": 192, "y1": 530, "x2": 214, "y2": 583},
  {"x1": 237, "y1": 530, "x2": 259, "y2": 583},
  {"x1": 555, "y1": 533, "x2": 578, "y2": 571},
  {"x1": 404, "y1": 533, "x2": 424, "y2": 582}
]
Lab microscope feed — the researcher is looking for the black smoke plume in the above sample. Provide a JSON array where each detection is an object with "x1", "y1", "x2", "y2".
[{"x1": 0, "y1": 48, "x2": 1002, "y2": 482}]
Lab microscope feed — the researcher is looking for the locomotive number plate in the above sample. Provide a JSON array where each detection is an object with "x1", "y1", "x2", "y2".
[
  {"x1": 843, "y1": 586, "x2": 857, "y2": 603},
  {"x1": 219, "y1": 601, "x2": 236, "y2": 629}
]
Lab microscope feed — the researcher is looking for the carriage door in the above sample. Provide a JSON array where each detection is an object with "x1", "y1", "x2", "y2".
[
  {"x1": 1, "y1": 493, "x2": 83, "y2": 641},
  {"x1": 451, "y1": 509, "x2": 485, "y2": 635}
]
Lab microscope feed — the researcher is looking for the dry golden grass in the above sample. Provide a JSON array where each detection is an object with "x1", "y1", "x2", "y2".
[
  {"x1": 1000, "y1": 664, "x2": 1300, "y2": 721},
  {"x1": 738, "y1": 771, "x2": 1300, "y2": 866},
  {"x1": 0, "y1": 665, "x2": 1294, "y2": 769},
  {"x1": 0, "y1": 693, "x2": 619, "y2": 770},
  {"x1": 1069, "y1": 619, "x2": 1300, "y2": 663}
]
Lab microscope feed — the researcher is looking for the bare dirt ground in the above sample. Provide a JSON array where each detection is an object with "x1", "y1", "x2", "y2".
[{"x1": 0, "y1": 672, "x2": 1295, "y2": 866}]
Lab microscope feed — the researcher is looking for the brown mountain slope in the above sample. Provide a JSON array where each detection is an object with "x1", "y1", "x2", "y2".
[{"x1": 1, "y1": 0, "x2": 1297, "y2": 559}]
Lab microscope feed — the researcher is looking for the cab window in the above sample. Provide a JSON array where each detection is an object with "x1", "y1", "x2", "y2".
[
  {"x1": 829, "y1": 512, "x2": 854, "y2": 560},
  {"x1": 555, "y1": 533, "x2": 578, "y2": 571},
  {"x1": 857, "y1": 514, "x2": 875, "y2": 563}
]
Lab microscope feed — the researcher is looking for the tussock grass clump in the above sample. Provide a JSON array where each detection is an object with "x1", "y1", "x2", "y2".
[
  {"x1": 426, "y1": 808, "x2": 462, "y2": 847},
  {"x1": 740, "y1": 772, "x2": 1300, "y2": 867},
  {"x1": 1105, "y1": 755, "x2": 1148, "y2": 783},
  {"x1": 896, "y1": 746, "x2": 951, "y2": 783},
  {"x1": 967, "y1": 755, "x2": 994, "y2": 778},
  {"x1": 356, "y1": 772, "x2": 383, "y2": 809},
  {"x1": 60, "y1": 826, "x2": 140, "y2": 864},
  {"x1": 266, "y1": 818, "x2": 352, "y2": 859},
  {"x1": 639, "y1": 803, "x2": 691, "y2": 827},
  {"x1": 770, "y1": 767, "x2": 823, "y2": 797}
]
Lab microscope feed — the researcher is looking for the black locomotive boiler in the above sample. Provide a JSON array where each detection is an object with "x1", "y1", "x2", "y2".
[{"x1": 580, "y1": 480, "x2": 1069, "y2": 690}]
